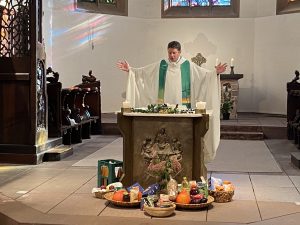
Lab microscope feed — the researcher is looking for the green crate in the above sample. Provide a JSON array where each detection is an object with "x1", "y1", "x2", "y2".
[{"x1": 97, "y1": 159, "x2": 123, "y2": 187}]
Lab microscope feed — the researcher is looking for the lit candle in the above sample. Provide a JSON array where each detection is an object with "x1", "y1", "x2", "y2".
[
  {"x1": 215, "y1": 58, "x2": 219, "y2": 67},
  {"x1": 196, "y1": 101, "x2": 206, "y2": 110},
  {"x1": 230, "y1": 58, "x2": 234, "y2": 67},
  {"x1": 122, "y1": 101, "x2": 131, "y2": 108}
]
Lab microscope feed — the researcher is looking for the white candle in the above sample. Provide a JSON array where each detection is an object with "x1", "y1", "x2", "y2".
[
  {"x1": 230, "y1": 58, "x2": 234, "y2": 67},
  {"x1": 215, "y1": 58, "x2": 219, "y2": 67},
  {"x1": 196, "y1": 101, "x2": 206, "y2": 110},
  {"x1": 122, "y1": 101, "x2": 131, "y2": 108}
]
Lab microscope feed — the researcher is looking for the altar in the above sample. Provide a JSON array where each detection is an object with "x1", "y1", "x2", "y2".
[{"x1": 117, "y1": 112, "x2": 209, "y2": 188}]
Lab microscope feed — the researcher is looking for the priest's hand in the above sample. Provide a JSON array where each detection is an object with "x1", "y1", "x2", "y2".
[
  {"x1": 215, "y1": 63, "x2": 227, "y2": 75},
  {"x1": 117, "y1": 60, "x2": 130, "y2": 73}
]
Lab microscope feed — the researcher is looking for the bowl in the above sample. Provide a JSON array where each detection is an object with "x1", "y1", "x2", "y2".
[{"x1": 144, "y1": 203, "x2": 176, "y2": 217}]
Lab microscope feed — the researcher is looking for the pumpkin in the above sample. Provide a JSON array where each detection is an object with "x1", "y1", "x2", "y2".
[
  {"x1": 138, "y1": 191, "x2": 142, "y2": 201},
  {"x1": 112, "y1": 190, "x2": 126, "y2": 201},
  {"x1": 176, "y1": 189, "x2": 191, "y2": 204}
]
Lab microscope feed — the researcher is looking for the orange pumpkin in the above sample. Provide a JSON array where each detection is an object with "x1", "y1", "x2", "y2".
[
  {"x1": 176, "y1": 189, "x2": 191, "y2": 204},
  {"x1": 138, "y1": 191, "x2": 142, "y2": 201},
  {"x1": 112, "y1": 190, "x2": 126, "y2": 201}
]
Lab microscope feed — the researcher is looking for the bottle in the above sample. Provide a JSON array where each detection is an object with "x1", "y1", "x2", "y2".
[
  {"x1": 181, "y1": 177, "x2": 189, "y2": 189},
  {"x1": 167, "y1": 176, "x2": 178, "y2": 201}
]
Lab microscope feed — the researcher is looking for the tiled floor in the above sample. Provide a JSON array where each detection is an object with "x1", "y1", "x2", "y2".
[{"x1": 1, "y1": 115, "x2": 300, "y2": 224}]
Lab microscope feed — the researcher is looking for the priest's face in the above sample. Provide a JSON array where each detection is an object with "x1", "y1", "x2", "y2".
[{"x1": 168, "y1": 48, "x2": 181, "y2": 62}]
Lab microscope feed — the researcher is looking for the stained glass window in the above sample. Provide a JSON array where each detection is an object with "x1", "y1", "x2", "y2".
[
  {"x1": 76, "y1": 0, "x2": 127, "y2": 16},
  {"x1": 162, "y1": 0, "x2": 239, "y2": 18},
  {"x1": 164, "y1": 0, "x2": 169, "y2": 10},
  {"x1": 191, "y1": 0, "x2": 210, "y2": 6},
  {"x1": 165, "y1": 0, "x2": 231, "y2": 8},
  {"x1": 99, "y1": 0, "x2": 116, "y2": 4},
  {"x1": 277, "y1": 0, "x2": 300, "y2": 14},
  {"x1": 211, "y1": 0, "x2": 231, "y2": 6}
]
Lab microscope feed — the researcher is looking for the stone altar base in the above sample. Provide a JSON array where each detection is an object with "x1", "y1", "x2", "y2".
[{"x1": 117, "y1": 112, "x2": 209, "y2": 188}]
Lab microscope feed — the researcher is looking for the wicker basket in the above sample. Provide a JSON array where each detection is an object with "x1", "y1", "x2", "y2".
[
  {"x1": 104, "y1": 192, "x2": 141, "y2": 207},
  {"x1": 144, "y1": 203, "x2": 176, "y2": 217},
  {"x1": 175, "y1": 195, "x2": 214, "y2": 209},
  {"x1": 94, "y1": 190, "x2": 110, "y2": 199},
  {"x1": 209, "y1": 190, "x2": 234, "y2": 203}
]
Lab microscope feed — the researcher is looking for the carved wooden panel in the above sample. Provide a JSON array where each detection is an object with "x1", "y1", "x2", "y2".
[{"x1": 0, "y1": 0, "x2": 30, "y2": 57}]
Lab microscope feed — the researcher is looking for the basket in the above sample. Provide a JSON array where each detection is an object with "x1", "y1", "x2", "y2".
[
  {"x1": 97, "y1": 159, "x2": 123, "y2": 187},
  {"x1": 144, "y1": 203, "x2": 176, "y2": 217},
  {"x1": 104, "y1": 192, "x2": 140, "y2": 207},
  {"x1": 209, "y1": 190, "x2": 234, "y2": 203},
  {"x1": 175, "y1": 195, "x2": 214, "y2": 209},
  {"x1": 94, "y1": 190, "x2": 110, "y2": 199}
]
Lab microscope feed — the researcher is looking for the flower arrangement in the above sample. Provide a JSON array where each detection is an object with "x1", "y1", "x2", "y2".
[
  {"x1": 147, "y1": 155, "x2": 182, "y2": 191},
  {"x1": 141, "y1": 128, "x2": 183, "y2": 192},
  {"x1": 133, "y1": 104, "x2": 180, "y2": 114}
]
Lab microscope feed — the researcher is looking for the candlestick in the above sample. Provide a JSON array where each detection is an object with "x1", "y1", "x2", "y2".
[
  {"x1": 230, "y1": 58, "x2": 234, "y2": 67},
  {"x1": 230, "y1": 66, "x2": 235, "y2": 75},
  {"x1": 195, "y1": 101, "x2": 206, "y2": 114},
  {"x1": 196, "y1": 101, "x2": 206, "y2": 109},
  {"x1": 121, "y1": 101, "x2": 131, "y2": 113},
  {"x1": 122, "y1": 101, "x2": 130, "y2": 108},
  {"x1": 215, "y1": 58, "x2": 219, "y2": 67}
]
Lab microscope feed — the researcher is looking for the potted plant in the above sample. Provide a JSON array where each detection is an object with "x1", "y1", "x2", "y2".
[{"x1": 221, "y1": 100, "x2": 233, "y2": 120}]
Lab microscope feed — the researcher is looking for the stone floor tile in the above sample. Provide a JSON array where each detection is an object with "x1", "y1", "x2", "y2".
[
  {"x1": 0, "y1": 165, "x2": 32, "y2": 176},
  {"x1": 207, "y1": 200, "x2": 261, "y2": 223},
  {"x1": 17, "y1": 192, "x2": 69, "y2": 213},
  {"x1": 250, "y1": 213, "x2": 300, "y2": 225},
  {"x1": 0, "y1": 175, "x2": 51, "y2": 191},
  {"x1": 23, "y1": 168, "x2": 65, "y2": 179},
  {"x1": 30, "y1": 178, "x2": 89, "y2": 194},
  {"x1": 232, "y1": 186, "x2": 256, "y2": 201},
  {"x1": 285, "y1": 169, "x2": 300, "y2": 176},
  {"x1": 30, "y1": 169, "x2": 96, "y2": 194},
  {"x1": 100, "y1": 203, "x2": 149, "y2": 218},
  {"x1": 75, "y1": 176, "x2": 97, "y2": 194},
  {"x1": 0, "y1": 189, "x2": 32, "y2": 199},
  {"x1": 250, "y1": 175, "x2": 294, "y2": 188},
  {"x1": 254, "y1": 187, "x2": 300, "y2": 202},
  {"x1": 208, "y1": 140, "x2": 281, "y2": 173},
  {"x1": 211, "y1": 173, "x2": 252, "y2": 187},
  {"x1": 48, "y1": 193, "x2": 106, "y2": 216},
  {"x1": 0, "y1": 193, "x2": 14, "y2": 203},
  {"x1": 265, "y1": 139, "x2": 298, "y2": 154},
  {"x1": 257, "y1": 201, "x2": 300, "y2": 220},
  {"x1": 289, "y1": 176, "x2": 300, "y2": 187}
]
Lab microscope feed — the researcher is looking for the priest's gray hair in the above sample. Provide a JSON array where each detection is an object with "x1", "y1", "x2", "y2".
[{"x1": 168, "y1": 41, "x2": 181, "y2": 51}]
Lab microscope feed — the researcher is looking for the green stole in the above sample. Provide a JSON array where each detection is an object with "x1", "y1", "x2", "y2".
[{"x1": 158, "y1": 59, "x2": 191, "y2": 108}]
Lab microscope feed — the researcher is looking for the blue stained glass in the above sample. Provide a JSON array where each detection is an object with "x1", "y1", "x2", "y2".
[
  {"x1": 165, "y1": 0, "x2": 231, "y2": 8},
  {"x1": 164, "y1": 0, "x2": 169, "y2": 10},
  {"x1": 171, "y1": 0, "x2": 189, "y2": 7},
  {"x1": 191, "y1": 0, "x2": 210, "y2": 6},
  {"x1": 212, "y1": 0, "x2": 231, "y2": 6}
]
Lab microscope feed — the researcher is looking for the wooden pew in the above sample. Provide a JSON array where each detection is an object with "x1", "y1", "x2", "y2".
[{"x1": 47, "y1": 81, "x2": 102, "y2": 145}]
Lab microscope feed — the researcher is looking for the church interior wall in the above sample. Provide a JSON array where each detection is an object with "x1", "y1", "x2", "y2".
[{"x1": 44, "y1": 0, "x2": 299, "y2": 115}]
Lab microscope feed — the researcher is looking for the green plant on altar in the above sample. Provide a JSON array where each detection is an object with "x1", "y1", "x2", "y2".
[
  {"x1": 220, "y1": 100, "x2": 233, "y2": 120},
  {"x1": 132, "y1": 104, "x2": 179, "y2": 114}
]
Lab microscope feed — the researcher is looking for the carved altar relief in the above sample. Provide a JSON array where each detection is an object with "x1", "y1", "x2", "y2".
[{"x1": 141, "y1": 128, "x2": 183, "y2": 180}]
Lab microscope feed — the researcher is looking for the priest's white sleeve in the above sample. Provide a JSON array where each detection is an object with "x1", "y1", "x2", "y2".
[
  {"x1": 126, "y1": 62, "x2": 160, "y2": 108},
  {"x1": 192, "y1": 63, "x2": 221, "y2": 163}
]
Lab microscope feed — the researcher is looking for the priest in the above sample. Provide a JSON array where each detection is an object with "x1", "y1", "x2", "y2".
[{"x1": 117, "y1": 41, "x2": 227, "y2": 163}]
